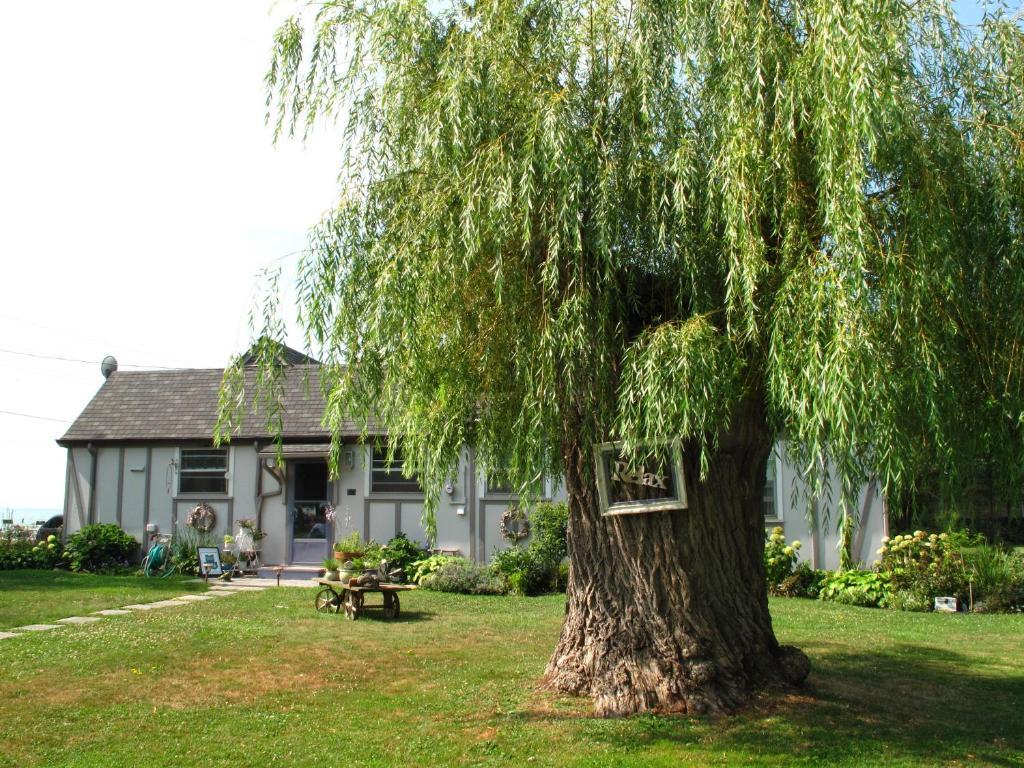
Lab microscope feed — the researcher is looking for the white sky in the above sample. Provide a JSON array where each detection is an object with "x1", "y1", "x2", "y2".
[{"x1": 0, "y1": 1, "x2": 340, "y2": 515}]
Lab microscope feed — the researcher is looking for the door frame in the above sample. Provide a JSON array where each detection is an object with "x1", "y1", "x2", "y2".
[{"x1": 286, "y1": 459, "x2": 333, "y2": 564}]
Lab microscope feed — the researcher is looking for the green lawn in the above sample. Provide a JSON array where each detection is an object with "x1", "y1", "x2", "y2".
[
  {"x1": 0, "y1": 581, "x2": 1020, "y2": 767},
  {"x1": 0, "y1": 570, "x2": 207, "y2": 629}
]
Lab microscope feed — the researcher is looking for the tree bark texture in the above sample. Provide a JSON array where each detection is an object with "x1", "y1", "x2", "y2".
[{"x1": 545, "y1": 401, "x2": 810, "y2": 716}]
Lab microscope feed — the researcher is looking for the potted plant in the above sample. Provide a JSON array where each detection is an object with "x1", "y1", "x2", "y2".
[
  {"x1": 323, "y1": 558, "x2": 341, "y2": 582},
  {"x1": 338, "y1": 557, "x2": 365, "y2": 584},
  {"x1": 334, "y1": 531, "x2": 365, "y2": 562},
  {"x1": 220, "y1": 551, "x2": 238, "y2": 581},
  {"x1": 237, "y1": 519, "x2": 266, "y2": 549}
]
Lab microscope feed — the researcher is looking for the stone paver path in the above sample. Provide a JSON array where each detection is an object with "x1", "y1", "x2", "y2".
[{"x1": 0, "y1": 577, "x2": 302, "y2": 642}]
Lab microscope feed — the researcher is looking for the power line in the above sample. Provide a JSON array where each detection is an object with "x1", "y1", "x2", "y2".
[
  {"x1": 0, "y1": 312, "x2": 192, "y2": 366},
  {"x1": 0, "y1": 361, "x2": 99, "y2": 386},
  {"x1": 0, "y1": 347, "x2": 176, "y2": 370},
  {"x1": 0, "y1": 409, "x2": 71, "y2": 424}
]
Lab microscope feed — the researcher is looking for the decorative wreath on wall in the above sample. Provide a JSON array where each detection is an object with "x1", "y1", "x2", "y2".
[
  {"x1": 186, "y1": 503, "x2": 217, "y2": 533},
  {"x1": 499, "y1": 506, "x2": 530, "y2": 543}
]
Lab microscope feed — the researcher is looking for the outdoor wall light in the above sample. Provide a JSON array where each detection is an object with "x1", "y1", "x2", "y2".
[{"x1": 344, "y1": 448, "x2": 355, "y2": 471}]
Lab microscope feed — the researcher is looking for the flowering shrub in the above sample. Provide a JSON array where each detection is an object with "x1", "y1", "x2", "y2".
[
  {"x1": 764, "y1": 527, "x2": 802, "y2": 594},
  {"x1": 878, "y1": 531, "x2": 969, "y2": 607},
  {"x1": 0, "y1": 533, "x2": 63, "y2": 570}
]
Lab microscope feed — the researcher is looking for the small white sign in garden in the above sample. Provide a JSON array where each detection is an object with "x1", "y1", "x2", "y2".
[{"x1": 934, "y1": 597, "x2": 958, "y2": 613}]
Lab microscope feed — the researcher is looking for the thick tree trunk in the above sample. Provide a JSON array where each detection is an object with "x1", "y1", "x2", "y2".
[{"x1": 545, "y1": 400, "x2": 810, "y2": 716}]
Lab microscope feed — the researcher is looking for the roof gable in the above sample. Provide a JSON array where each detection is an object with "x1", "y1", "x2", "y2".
[{"x1": 240, "y1": 340, "x2": 320, "y2": 367}]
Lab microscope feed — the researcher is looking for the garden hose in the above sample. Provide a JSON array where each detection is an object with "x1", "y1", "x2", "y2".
[{"x1": 144, "y1": 542, "x2": 176, "y2": 578}]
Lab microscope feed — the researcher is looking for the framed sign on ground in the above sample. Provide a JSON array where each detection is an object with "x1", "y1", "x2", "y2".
[
  {"x1": 594, "y1": 442, "x2": 688, "y2": 516},
  {"x1": 196, "y1": 546, "x2": 223, "y2": 576}
]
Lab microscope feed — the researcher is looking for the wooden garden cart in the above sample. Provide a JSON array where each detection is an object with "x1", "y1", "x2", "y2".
[{"x1": 314, "y1": 579, "x2": 416, "y2": 620}]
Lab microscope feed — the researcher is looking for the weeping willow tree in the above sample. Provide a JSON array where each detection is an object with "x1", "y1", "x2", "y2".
[{"x1": 221, "y1": 0, "x2": 1024, "y2": 715}]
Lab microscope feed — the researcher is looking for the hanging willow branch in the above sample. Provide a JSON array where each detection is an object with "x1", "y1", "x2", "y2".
[{"x1": 219, "y1": 0, "x2": 1024, "y2": 538}]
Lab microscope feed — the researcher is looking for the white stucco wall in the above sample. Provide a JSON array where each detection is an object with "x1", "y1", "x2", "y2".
[
  {"x1": 766, "y1": 442, "x2": 888, "y2": 571},
  {"x1": 94, "y1": 448, "x2": 120, "y2": 525},
  {"x1": 63, "y1": 437, "x2": 887, "y2": 570},
  {"x1": 121, "y1": 447, "x2": 148, "y2": 537}
]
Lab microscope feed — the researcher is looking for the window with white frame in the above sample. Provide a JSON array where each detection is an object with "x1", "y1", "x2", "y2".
[
  {"x1": 370, "y1": 445, "x2": 421, "y2": 494},
  {"x1": 179, "y1": 448, "x2": 229, "y2": 494}
]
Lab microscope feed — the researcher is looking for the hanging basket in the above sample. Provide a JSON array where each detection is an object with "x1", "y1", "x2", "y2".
[
  {"x1": 499, "y1": 506, "x2": 530, "y2": 543},
  {"x1": 186, "y1": 503, "x2": 217, "y2": 533}
]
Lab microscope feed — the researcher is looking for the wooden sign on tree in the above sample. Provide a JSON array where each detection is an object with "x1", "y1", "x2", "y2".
[{"x1": 594, "y1": 443, "x2": 688, "y2": 516}]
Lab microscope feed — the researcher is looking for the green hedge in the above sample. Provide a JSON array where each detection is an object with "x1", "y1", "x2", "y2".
[{"x1": 64, "y1": 524, "x2": 138, "y2": 573}]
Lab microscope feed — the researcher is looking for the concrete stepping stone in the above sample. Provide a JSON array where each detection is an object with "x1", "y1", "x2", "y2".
[
  {"x1": 93, "y1": 609, "x2": 133, "y2": 616},
  {"x1": 175, "y1": 594, "x2": 215, "y2": 601},
  {"x1": 145, "y1": 599, "x2": 190, "y2": 608},
  {"x1": 122, "y1": 604, "x2": 160, "y2": 611},
  {"x1": 0, "y1": 631, "x2": 22, "y2": 640},
  {"x1": 57, "y1": 616, "x2": 103, "y2": 625},
  {"x1": 13, "y1": 624, "x2": 63, "y2": 632}
]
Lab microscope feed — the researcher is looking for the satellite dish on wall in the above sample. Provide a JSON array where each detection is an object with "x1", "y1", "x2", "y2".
[{"x1": 100, "y1": 355, "x2": 118, "y2": 379}]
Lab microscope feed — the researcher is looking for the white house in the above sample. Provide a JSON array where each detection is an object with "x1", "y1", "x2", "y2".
[{"x1": 57, "y1": 347, "x2": 886, "y2": 570}]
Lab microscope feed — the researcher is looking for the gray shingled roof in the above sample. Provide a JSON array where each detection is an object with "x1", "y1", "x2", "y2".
[{"x1": 58, "y1": 366, "x2": 375, "y2": 444}]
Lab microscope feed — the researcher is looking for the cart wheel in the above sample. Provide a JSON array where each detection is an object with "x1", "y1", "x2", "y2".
[
  {"x1": 345, "y1": 591, "x2": 364, "y2": 620},
  {"x1": 315, "y1": 587, "x2": 340, "y2": 613},
  {"x1": 383, "y1": 592, "x2": 401, "y2": 619}
]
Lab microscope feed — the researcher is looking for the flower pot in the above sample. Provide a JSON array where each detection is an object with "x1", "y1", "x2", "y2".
[
  {"x1": 325, "y1": 569, "x2": 340, "y2": 582},
  {"x1": 335, "y1": 550, "x2": 363, "y2": 561}
]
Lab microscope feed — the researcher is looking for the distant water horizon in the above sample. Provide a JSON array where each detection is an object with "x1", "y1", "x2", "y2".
[{"x1": 1, "y1": 508, "x2": 62, "y2": 526}]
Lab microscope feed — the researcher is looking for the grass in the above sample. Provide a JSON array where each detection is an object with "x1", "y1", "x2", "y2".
[
  {"x1": 0, "y1": 570, "x2": 207, "y2": 629},
  {"x1": 0, "y1": 579, "x2": 1021, "y2": 767}
]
